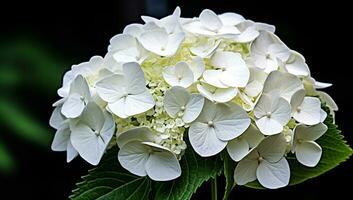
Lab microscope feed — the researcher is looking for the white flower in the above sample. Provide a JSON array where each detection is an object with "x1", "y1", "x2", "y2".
[
  {"x1": 318, "y1": 91, "x2": 338, "y2": 111},
  {"x1": 61, "y1": 75, "x2": 91, "y2": 118},
  {"x1": 197, "y1": 81, "x2": 238, "y2": 103},
  {"x1": 163, "y1": 61, "x2": 194, "y2": 88},
  {"x1": 290, "y1": 89, "x2": 322, "y2": 125},
  {"x1": 163, "y1": 86, "x2": 205, "y2": 123},
  {"x1": 184, "y1": 9, "x2": 243, "y2": 37},
  {"x1": 70, "y1": 102, "x2": 115, "y2": 165},
  {"x1": 262, "y1": 71, "x2": 304, "y2": 102},
  {"x1": 187, "y1": 56, "x2": 205, "y2": 81},
  {"x1": 281, "y1": 51, "x2": 310, "y2": 76},
  {"x1": 108, "y1": 34, "x2": 147, "y2": 64},
  {"x1": 188, "y1": 100, "x2": 250, "y2": 157},
  {"x1": 243, "y1": 67, "x2": 268, "y2": 98},
  {"x1": 96, "y1": 62, "x2": 155, "y2": 118},
  {"x1": 50, "y1": 105, "x2": 78, "y2": 162},
  {"x1": 234, "y1": 133, "x2": 290, "y2": 189},
  {"x1": 203, "y1": 51, "x2": 250, "y2": 88},
  {"x1": 251, "y1": 31, "x2": 290, "y2": 73},
  {"x1": 117, "y1": 127, "x2": 181, "y2": 181},
  {"x1": 141, "y1": 7, "x2": 182, "y2": 34},
  {"x1": 58, "y1": 56, "x2": 104, "y2": 97},
  {"x1": 138, "y1": 27, "x2": 185, "y2": 57},
  {"x1": 227, "y1": 124, "x2": 264, "y2": 161},
  {"x1": 292, "y1": 123, "x2": 327, "y2": 167},
  {"x1": 254, "y1": 94, "x2": 291, "y2": 135},
  {"x1": 190, "y1": 38, "x2": 221, "y2": 58}
]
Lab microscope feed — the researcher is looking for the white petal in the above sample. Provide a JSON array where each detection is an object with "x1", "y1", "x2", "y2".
[
  {"x1": 318, "y1": 91, "x2": 338, "y2": 111},
  {"x1": 117, "y1": 127, "x2": 155, "y2": 148},
  {"x1": 255, "y1": 22, "x2": 275, "y2": 32},
  {"x1": 107, "y1": 98, "x2": 128, "y2": 118},
  {"x1": 71, "y1": 124, "x2": 111, "y2": 165},
  {"x1": 218, "y1": 12, "x2": 245, "y2": 26},
  {"x1": 190, "y1": 39, "x2": 221, "y2": 58},
  {"x1": 138, "y1": 29, "x2": 168, "y2": 56},
  {"x1": 51, "y1": 127, "x2": 70, "y2": 151},
  {"x1": 66, "y1": 139, "x2": 78, "y2": 162},
  {"x1": 294, "y1": 123, "x2": 327, "y2": 141},
  {"x1": 251, "y1": 31, "x2": 279, "y2": 54},
  {"x1": 295, "y1": 141, "x2": 322, "y2": 167},
  {"x1": 124, "y1": 91, "x2": 155, "y2": 116},
  {"x1": 290, "y1": 89, "x2": 305, "y2": 112},
  {"x1": 145, "y1": 147, "x2": 181, "y2": 181},
  {"x1": 188, "y1": 56, "x2": 205, "y2": 81},
  {"x1": 70, "y1": 75, "x2": 91, "y2": 100},
  {"x1": 96, "y1": 74, "x2": 126, "y2": 103},
  {"x1": 271, "y1": 97, "x2": 291, "y2": 126},
  {"x1": 61, "y1": 93, "x2": 85, "y2": 118},
  {"x1": 123, "y1": 62, "x2": 148, "y2": 95},
  {"x1": 255, "y1": 117, "x2": 283, "y2": 135},
  {"x1": 163, "y1": 32, "x2": 185, "y2": 56},
  {"x1": 294, "y1": 97, "x2": 321, "y2": 125},
  {"x1": 268, "y1": 43, "x2": 290, "y2": 62},
  {"x1": 199, "y1": 9, "x2": 223, "y2": 31},
  {"x1": 183, "y1": 94, "x2": 205, "y2": 123},
  {"x1": 262, "y1": 71, "x2": 303, "y2": 102},
  {"x1": 257, "y1": 134, "x2": 287, "y2": 162},
  {"x1": 188, "y1": 122, "x2": 227, "y2": 157},
  {"x1": 320, "y1": 109, "x2": 327, "y2": 122},
  {"x1": 234, "y1": 150, "x2": 259, "y2": 185},
  {"x1": 118, "y1": 141, "x2": 149, "y2": 176},
  {"x1": 242, "y1": 124, "x2": 265, "y2": 148},
  {"x1": 109, "y1": 34, "x2": 137, "y2": 52},
  {"x1": 164, "y1": 86, "x2": 190, "y2": 117},
  {"x1": 213, "y1": 103, "x2": 250, "y2": 141},
  {"x1": 232, "y1": 27, "x2": 260, "y2": 43},
  {"x1": 285, "y1": 51, "x2": 310, "y2": 76},
  {"x1": 123, "y1": 24, "x2": 144, "y2": 38},
  {"x1": 50, "y1": 106, "x2": 66, "y2": 129},
  {"x1": 210, "y1": 51, "x2": 250, "y2": 87},
  {"x1": 80, "y1": 102, "x2": 105, "y2": 131},
  {"x1": 227, "y1": 138, "x2": 249, "y2": 161},
  {"x1": 164, "y1": 63, "x2": 194, "y2": 88},
  {"x1": 197, "y1": 83, "x2": 238, "y2": 103},
  {"x1": 217, "y1": 25, "x2": 241, "y2": 35},
  {"x1": 202, "y1": 70, "x2": 228, "y2": 88},
  {"x1": 314, "y1": 81, "x2": 332, "y2": 89},
  {"x1": 256, "y1": 158, "x2": 290, "y2": 189}
]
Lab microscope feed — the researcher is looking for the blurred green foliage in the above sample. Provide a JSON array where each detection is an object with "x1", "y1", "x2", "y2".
[{"x1": 0, "y1": 38, "x2": 68, "y2": 174}]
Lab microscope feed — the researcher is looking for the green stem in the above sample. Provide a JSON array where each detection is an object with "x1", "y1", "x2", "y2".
[{"x1": 211, "y1": 177, "x2": 218, "y2": 200}]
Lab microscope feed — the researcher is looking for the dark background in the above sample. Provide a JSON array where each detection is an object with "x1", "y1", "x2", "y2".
[{"x1": 1, "y1": 0, "x2": 352, "y2": 199}]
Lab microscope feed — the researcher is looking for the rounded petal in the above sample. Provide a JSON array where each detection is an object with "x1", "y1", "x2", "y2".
[
  {"x1": 242, "y1": 124, "x2": 265, "y2": 148},
  {"x1": 290, "y1": 89, "x2": 305, "y2": 111},
  {"x1": 123, "y1": 23, "x2": 144, "y2": 37},
  {"x1": 294, "y1": 123, "x2": 327, "y2": 142},
  {"x1": 214, "y1": 103, "x2": 251, "y2": 141},
  {"x1": 188, "y1": 56, "x2": 205, "y2": 81},
  {"x1": 218, "y1": 12, "x2": 245, "y2": 26},
  {"x1": 51, "y1": 127, "x2": 70, "y2": 151},
  {"x1": 164, "y1": 86, "x2": 190, "y2": 118},
  {"x1": 202, "y1": 70, "x2": 228, "y2": 88},
  {"x1": 61, "y1": 93, "x2": 85, "y2": 118},
  {"x1": 188, "y1": 122, "x2": 227, "y2": 157},
  {"x1": 234, "y1": 151, "x2": 259, "y2": 185},
  {"x1": 124, "y1": 91, "x2": 155, "y2": 116},
  {"x1": 285, "y1": 51, "x2": 310, "y2": 76},
  {"x1": 227, "y1": 138, "x2": 249, "y2": 161},
  {"x1": 66, "y1": 140, "x2": 78, "y2": 162},
  {"x1": 256, "y1": 134, "x2": 287, "y2": 162},
  {"x1": 294, "y1": 97, "x2": 321, "y2": 125},
  {"x1": 197, "y1": 83, "x2": 238, "y2": 103},
  {"x1": 255, "y1": 117, "x2": 283, "y2": 135},
  {"x1": 183, "y1": 94, "x2": 205, "y2": 123},
  {"x1": 50, "y1": 106, "x2": 66, "y2": 129},
  {"x1": 199, "y1": 9, "x2": 223, "y2": 31},
  {"x1": 80, "y1": 102, "x2": 105, "y2": 131},
  {"x1": 70, "y1": 75, "x2": 91, "y2": 100},
  {"x1": 118, "y1": 141, "x2": 149, "y2": 176},
  {"x1": 138, "y1": 29, "x2": 168, "y2": 55},
  {"x1": 295, "y1": 141, "x2": 322, "y2": 167},
  {"x1": 123, "y1": 62, "x2": 148, "y2": 94},
  {"x1": 190, "y1": 39, "x2": 221, "y2": 58},
  {"x1": 232, "y1": 27, "x2": 260, "y2": 43},
  {"x1": 145, "y1": 148, "x2": 181, "y2": 181},
  {"x1": 318, "y1": 91, "x2": 338, "y2": 111},
  {"x1": 163, "y1": 62, "x2": 194, "y2": 88},
  {"x1": 117, "y1": 127, "x2": 155, "y2": 148},
  {"x1": 96, "y1": 74, "x2": 125, "y2": 103},
  {"x1": 256, "y1": 158, "x2": 290, "y2": 189}
]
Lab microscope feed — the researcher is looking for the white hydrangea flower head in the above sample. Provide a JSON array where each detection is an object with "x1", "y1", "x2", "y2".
[
  {"x1": 234, "y1": 133, "x2": 290, "y2": 189},
  {"x1": 292, "y1": 123, "x2": 327, "y2": 167}
]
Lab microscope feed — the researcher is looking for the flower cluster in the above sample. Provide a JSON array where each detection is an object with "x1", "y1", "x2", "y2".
[{"x1": 50, "y1": 7, "x2": 338, "y2": 188}]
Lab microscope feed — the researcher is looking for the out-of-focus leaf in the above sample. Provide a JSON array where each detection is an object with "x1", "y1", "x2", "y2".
[
  {"x1": 0, "y1": 98, "x2": 52, "y2": 147},
  {"x1": 0, "y1": 67, "x2": 20, "y2": 87},
  {"x1": 0, "y1": 141, "x2": 15, "y2": 173}
]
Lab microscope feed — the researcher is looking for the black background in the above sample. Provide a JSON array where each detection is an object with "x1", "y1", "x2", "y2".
[{"x1": 1, "y1": 0, "x2": 352, "y2": 199}]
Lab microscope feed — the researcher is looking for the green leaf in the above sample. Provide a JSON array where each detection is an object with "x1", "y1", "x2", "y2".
[
  {"x1": 0, "y1": 98, "x2": 52, "y2": 147},
  {"x1": 70, "y1": 147, "x2": 151, "y2": 200},
  {"x1": 0, "y1": 140, "x2": 15, "y2": 173},
  {"x1": 153, "y1": 145, "x2": 223, "y2": 200},
  {"x1": 246, "y1": 106, "x2": 353, "y2": 189},
  {"x1": 222, "y1": 153, "x2": 236, "y2": 200}
]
